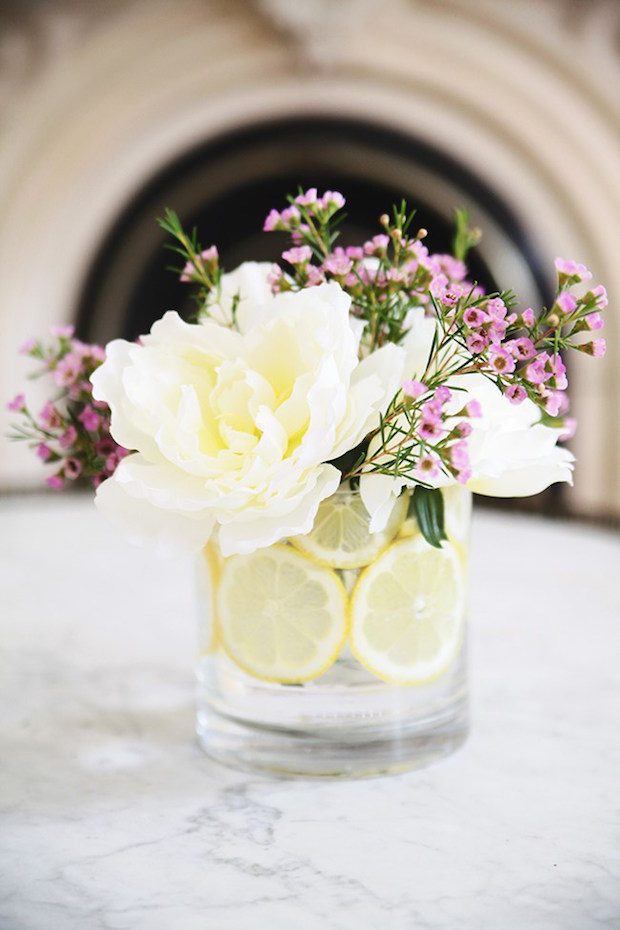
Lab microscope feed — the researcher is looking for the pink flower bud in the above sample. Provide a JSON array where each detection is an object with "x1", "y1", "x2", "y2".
[
  {"x1": 6, "y1": 393, "x2": 26, "y2": 412},
  {"x1": 402, "y1": 379, "x2": 427, "y2": 399}
]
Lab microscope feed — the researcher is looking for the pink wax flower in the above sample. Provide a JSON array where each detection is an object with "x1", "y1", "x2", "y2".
[
  {"x1": 86, "y1": 344, "x2": 106, "y2": 363},
  {"x1": 463, "y1": 307, "x2": 487, "y2": 328},
  {"x1": 179, "y1": 246, "x2": 218, "y2": 283},
  {"x1": 59, "y1": 425, "x2": 78, "y2": 449},
  {"x1": 440, "y1": 290, "x2": 459, "y2": 308},
  {"x1": 506, "y1": 383, "x2": 527, "y2": 405},
  {"x1": 19, "y1": 337, "x2": 37, "y2": 355},
  {"x1": 323, "y1": 248, "x2": 352, "y2": 276},
  {"x1": 449, "y1": 440, "x2": 471, "y2": 484},
  {"x1": 50, "y1": 324, "x2": 75, "y2": 338},
  {"x1": 508, "y1": 337, "x2": 536, "y2": 361},
  {"x1": 549, "y1": 354, "x2": 568, "y2": 390},
  {"x1": 560, "y1": 417, "x2": 577, "y2": 440},
  {"x1": 466, "y1": 333, "x2": 487, "y2": 354},
  {"x1": 435, "y1": 385, "x2": 452, "y2": 405},
  {"x1": 295, "y1": 188, "x2": 318, "y2": 207},
  {"x1": 345, "y1": 245, "x2": 364, "y2": 261},
  {"x1": 555, "y1": 292, "x2": 577, "y2": 315},
  {"x1": 267, "y1": 264, "x2": 284, "y2": 289},
  {"x1": 280, "y1": 205, "x2": 301, "y2": 226},
  {"x1": 36, "y1": 443, "x2": 52, "y2": 461},
  {"x1": 485, "y1": 297, "x2": 507, "y2": 321},
  {"x1": 487, "y1": 321, "x2": 508, "y2": 343},
  {"x1": 39, "y1": 401, "x2": 62, "y2": 429},
  {"x1": 263, "y1": 209, "x2": 282, "y2": 232},
  {"x1": 489, "y1": 345, "x2": 516, "y2": 375},
  {"x1": 544, "y1": 391, "x2": 565, "y2": 417},
  {"x1": 429, "y1": 273, "x2": 448, "y2": 298},
  {"x1": 306, "y1": 265, "x2": 325, "y2": 287},
  {"x1": 54, "y1": 353, "x2": 82, "y2": 387},
  {"x1": 521, "y1": 307, "x2": 536, "y2": 328},
  {"x1": 466, "y1": 399, "x2": 483, "y2": 418},
  {"x1": 282, "y1": 246, "x2": 312, "y2": 265},
  {"x1": 455, "y1": 421, "x2": 473, "y2": 438},
  {"x1": 525, "y1": 353, "x2": 552, "y2": 385},
  {"x1": 6, "y1": 393, "x2": 26, "y2": 412},
  {"x1": 589, "y1": 284, "x2": 608, "y2": 309},
  {"x1": 64, "y1": 457, "x2": 83, "y2": 480},
  {"x1": 46, "y1": 474, "x2": 64, "y2": 490},
  {"x1": 578, "y1": 339, "x2": 606, "y2": 357},
  {"x1": 79, "y1": 406, "x2": 101, "y2": 432},
  {"x1": 96, "y1": 438, "x2": 118, "y2": 458},
  {"x1": 419, "y1": 419, "x2": 441, "y2": 441},
  {"x1": 421, "y1": 398, "x2": 442, "y2": 421},
  {"x1": 436, "y1": 254, "x2": 467, "y2": 282},
  {"x1": 555, "y1": 258, "x2": 592, "y2": 282},
  {"x1": 415, "y1": 453, "x2": 440, "y2": 480},
  {"x1": 363, "y1": 235, "x2": 390, "y2": 255},
  {"x1": 320, "y1": 191, "x2": 345, "y2": 210},
  {"x1": 585, "y1": 312, "x2": 604, "y2": 331},
  {"x1": 402, "y1": 379, "x2": 427, "y2": 399}
]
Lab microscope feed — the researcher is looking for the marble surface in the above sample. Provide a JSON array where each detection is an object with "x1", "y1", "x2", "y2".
[{"x1": 1, "y1": 494, "x2": 619, "y2": 930}]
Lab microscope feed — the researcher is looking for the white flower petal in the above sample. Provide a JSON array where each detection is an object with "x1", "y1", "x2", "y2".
[
  {"x1": 331, "y1": 342, "x2": 406, "y2": 458},
  {"x1": 218, "y1": 464, "x2": 341, "y2": 556},
  {"x1": 95, "y1": 472, "x2": 214, "y2": 555},
  {"x1": 402, "y1": 308, "x2": 439, "y2": 379},
  {"x1": 451, "y1": 374, "x2": 575, "y2": 497},
  {"x1": 359, "y1": 471, "x2": 406, "y2": 533},
  {"x1": 208, "y1": 261, "x2": 274, "y2": 330}
]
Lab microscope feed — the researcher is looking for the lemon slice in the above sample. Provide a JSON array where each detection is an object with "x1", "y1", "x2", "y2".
[
  {"x1": 217, "y1": 545, "x2": 348, "y2": 683},
  {"x1": 350, "y1": 536, "x2": 465, "y2": 685},
  {"x1": 196, "y1": 543, "x2": 222, "y2": 655},
  {"x1": 291, "y1": 490, "x2": 408, "y2": 569}
]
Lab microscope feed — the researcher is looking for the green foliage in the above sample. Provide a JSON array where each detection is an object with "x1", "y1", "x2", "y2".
[
  {"x1": 157, "y1": 208, "x2": 220, "y2": 317},
  {"x1": 411, "y1": 486, "x2": 447, "y2": 549},
  {"x1": 452, "y1": 208, "x2": 482, "y2": 262}
]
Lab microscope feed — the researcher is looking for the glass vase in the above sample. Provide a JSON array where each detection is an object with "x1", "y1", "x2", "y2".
[{"x1": 196, "y1": 485, "x2": 471, "y2": 778}]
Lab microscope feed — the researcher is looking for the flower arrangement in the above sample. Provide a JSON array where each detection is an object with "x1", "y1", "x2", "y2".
[
  {"x1": 7, "y1": 187, "x2": 609, "y2": 773},
  {"x1": 8, "y1": 188, "x2": 607, "y2": 552}
]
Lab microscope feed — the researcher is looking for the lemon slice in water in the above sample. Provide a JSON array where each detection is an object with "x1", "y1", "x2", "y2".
[
  {"x1": 350, "y1": 536, "x2": 465, "y2": 685},
  {"x1": 217, "y1": 545, "x2": 348, "y2": 683},
  {"x1": 291, "y1": 491, "x2": 408, "y2": 569}
]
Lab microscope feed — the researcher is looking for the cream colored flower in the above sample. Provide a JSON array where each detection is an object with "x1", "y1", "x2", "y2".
[{"x1": 92, "y1": 281, "x2": 404, "y2": 555}]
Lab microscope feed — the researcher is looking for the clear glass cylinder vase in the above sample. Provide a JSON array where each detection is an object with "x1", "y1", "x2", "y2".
[{"x1": 196, "y1": 485, "x2": 471, "y2": 778}]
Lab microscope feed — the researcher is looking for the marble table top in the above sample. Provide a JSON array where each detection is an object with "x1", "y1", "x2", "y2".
[{"x1": 1, "y1": 494, "x2": 619, "y2": 930}]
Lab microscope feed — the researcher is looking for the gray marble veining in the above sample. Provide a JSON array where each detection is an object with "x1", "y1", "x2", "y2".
[{"x1": 1, "y1": 496, "x2": 619, "y2": 929}]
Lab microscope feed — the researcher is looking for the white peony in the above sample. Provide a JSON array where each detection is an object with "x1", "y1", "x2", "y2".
[
  {"x1": 91, "y1": 278, "x2": 404, "y2": 556},
  {"x1": 360, "y1": 314, "x2": 574, "y2": 531},
  {"x1": 457, "y1": 374, "x2": 574, "y2": 496}
]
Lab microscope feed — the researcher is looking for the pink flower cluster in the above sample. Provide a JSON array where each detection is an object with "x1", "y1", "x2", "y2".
[
  {"x1": 264, "y1": 190, "x2": 482, "y2": 339},
  {"x1": 453, "y1": 270, "x2": 608, "y2": 418},
  {"x1": 401, "y1": 381, "x2": 481, "y2": 485},
  {"x1": 179, "y1": 246, "x2": 219, "y2": 283},
  {"x1": 261, "y1": 190, "x2": 608, "y2": 480},
  {"x1": 264, "y1": 188, "x2": 345, "y2": 234},
  {"x1": 7, "y1": 327, "x2": 127, "y2": 490}
]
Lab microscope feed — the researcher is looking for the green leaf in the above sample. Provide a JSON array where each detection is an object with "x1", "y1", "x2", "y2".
[
  {"x1": 411, "y1": 486, "x2": 447, "y2": 549},
  {"x1": 452, "y1": 207, "x2": 481, "y2": 262}
]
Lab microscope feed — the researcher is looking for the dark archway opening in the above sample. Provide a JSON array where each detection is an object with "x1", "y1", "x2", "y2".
[{"x1": 77, "y1": 116, "x2": 552, "y2": 344}]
